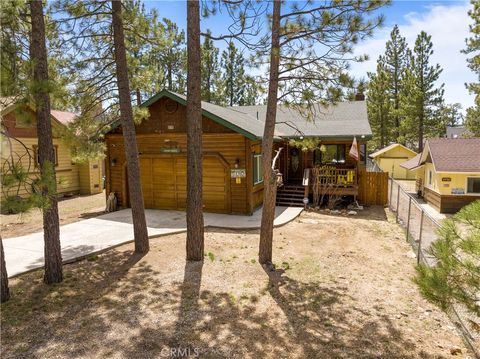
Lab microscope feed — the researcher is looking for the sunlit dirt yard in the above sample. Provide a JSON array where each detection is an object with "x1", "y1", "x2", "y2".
[
  {"x1": 1, "y1": 206, "x2": 471, "y2": 358},
  {"x1": 1, "y1": 191, "x2": 106, "y2": 238}
]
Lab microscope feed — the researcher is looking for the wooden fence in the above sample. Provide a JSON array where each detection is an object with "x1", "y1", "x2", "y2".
[{"x1": 358, "y1": 170, "x2": 388, "y2": 205}]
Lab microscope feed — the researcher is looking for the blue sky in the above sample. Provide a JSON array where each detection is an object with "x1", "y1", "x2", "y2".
[{"x1": 144, "y1": 0, "x2": 475, "y2": 109}]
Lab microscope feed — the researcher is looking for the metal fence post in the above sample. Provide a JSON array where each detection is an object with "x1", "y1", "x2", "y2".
[
  {"x1": 406, "y1": 197, "x2": 412, "y2": 242},
  {"x1": 417, "y1": 211, "x2": 424, "y2": 264},
  {"x1": 395, "y1": 184, "x2": 400, "y2": 223}
]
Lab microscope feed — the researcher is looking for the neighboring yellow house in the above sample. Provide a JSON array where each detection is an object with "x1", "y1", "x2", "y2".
[
  {"x1": 369, "y1": 143, "x2": 417, "y2": 179},
  {"x1": 1, "y1": 98, "x2": 103, "y2": 202},
  {"x1": 401, "y1": 138, "x2": 480, "y2": 213}
]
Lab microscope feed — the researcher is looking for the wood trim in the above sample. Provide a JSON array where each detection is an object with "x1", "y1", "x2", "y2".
[{"x1": 32, "y1": 144, "x2": 59, "y2": 167}]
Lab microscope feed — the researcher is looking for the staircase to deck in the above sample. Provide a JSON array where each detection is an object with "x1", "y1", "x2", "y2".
[{"x1": 276, "y1": 185, "x2": 306, "y2": 207}]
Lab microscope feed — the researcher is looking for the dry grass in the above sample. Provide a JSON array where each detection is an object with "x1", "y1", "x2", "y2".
[
  {"x1": 1, "y1": 191, "x2": 106, "y2": 238},
  {"x1": 1, "y1": 207, "x2": 471, "y2": 358}
]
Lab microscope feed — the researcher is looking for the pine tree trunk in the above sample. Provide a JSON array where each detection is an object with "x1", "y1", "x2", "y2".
[
  {"x1": 185, "y1": 0, "x2": 204, "y2": 261},
  {"x1": 1, "y1": 236, "x2": 10, "y2": 303},
  {"x1": 30, "y1": 0, "x2": 63, "y2": 284},
  {"x1": 111, "y1": 0, "x2": 149, "y2": 254},
  {"x1": 259, "y1": 0, "x2": 281, "y2": 265},
  {"x1": 136, "y1": 88, "x2": 142, "y2": 106}
]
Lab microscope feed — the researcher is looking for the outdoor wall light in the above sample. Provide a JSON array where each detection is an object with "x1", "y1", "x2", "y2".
[
  {"x1": 234, "y1": 158, "x2": 240, "y2": 168},
  {"x1": 111, "y1": 158, "x2": 118, "y2": 167}
]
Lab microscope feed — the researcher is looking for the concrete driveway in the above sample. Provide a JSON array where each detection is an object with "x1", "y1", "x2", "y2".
[{"x1": 3, "y1": 206, "x2": 302, "y2": 278}]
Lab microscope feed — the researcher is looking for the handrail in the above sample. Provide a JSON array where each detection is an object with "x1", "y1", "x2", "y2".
[{"x1": 311, "y1": 166, "x2": 357, "y2": 187}]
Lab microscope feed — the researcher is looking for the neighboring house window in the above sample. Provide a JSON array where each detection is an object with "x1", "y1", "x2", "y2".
[
  {"x1": 467, "y1": 177, "x2": 480, "y2": 194},
  {"x1": 33, "y1": 145, "x2": 59, "y2": 167},
  {"x1": 428, "y1": 170, "x2": 432, "y2": 186},
  {"x1": 314, "y1": 144, "x2": 346, "y2": 165},
  {"x1": 253, "y1": 154, "x2": 263, "y2": 185}
]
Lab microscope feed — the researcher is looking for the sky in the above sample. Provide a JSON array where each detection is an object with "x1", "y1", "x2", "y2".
[{"x1": 144, "y1": 0, "x2": 475, "y2": 109}]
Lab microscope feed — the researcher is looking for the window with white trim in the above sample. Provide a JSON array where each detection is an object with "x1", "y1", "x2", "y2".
[
  {"x1": 428, "y1": 170, "x2": 432, "y2": 186},
  {"x1": 253, "y1": 154, "x2": 263, "y2": 185},
  {"x1": 467, "y1": 177, "x2": 480, "y2": 194}
]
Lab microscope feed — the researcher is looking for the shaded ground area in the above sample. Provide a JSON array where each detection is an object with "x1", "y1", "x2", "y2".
[
  {"x1": 1, "y1": 191, "x2": 106, "y2": 238},
  {"x1": 1, "y1": 207, "x2": 470, "y2": 358}
]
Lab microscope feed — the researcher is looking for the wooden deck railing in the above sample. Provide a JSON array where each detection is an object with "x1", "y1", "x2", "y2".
[{"x1": 310, "y1": 166, "x2": 357, "y2": 187}]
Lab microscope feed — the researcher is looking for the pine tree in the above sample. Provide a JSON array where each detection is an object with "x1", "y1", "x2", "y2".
[
  {"x1": 221, "y1": 42, "x2": 245, "y2": 106},
  {"x1": 383, "y1": 25, "x2": 408, "y2": 143},
  {"x1": 201, "y1": 30, "x2": 221, "y2": 103},
  {"x1": 157, "y1": 18, "x2": 187, "y2": 93},
  {"x1": 30, "y1": 0, "x2": 63, "y2": 284},
  {"x1": 400, "y1": 32, "x2": 444, "y2": 151},
  {"x1": 415, "y1": 201, "x2": 480, "y2": 317},
  {"x1": 258, "y1": 0, "x2": 387, "y2": 264},
  {"x1": 111, "y1": 0, "x2": 149, "y2": 254},
  {"x1": 185, "y1": 0, "x2": 204, "y2": 261},
  {"x1": 367, "y1": 60, "x2": 393, "y2": 148},
  {"x1": 463, "y1": 0, "x2": 480, "y2": 136}
]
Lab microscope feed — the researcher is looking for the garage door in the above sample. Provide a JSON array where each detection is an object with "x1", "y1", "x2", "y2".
[{"x1": 139, "y1": 155, "x2": 230, "y2": 213}]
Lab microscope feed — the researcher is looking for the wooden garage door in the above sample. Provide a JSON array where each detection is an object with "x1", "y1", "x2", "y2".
[{"x1": 139, "y1": 155, "x2": 230, "y2": 213}]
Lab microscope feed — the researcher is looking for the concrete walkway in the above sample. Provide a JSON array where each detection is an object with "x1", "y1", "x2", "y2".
[{"x1": 3, "y1": 206, "x2": 302, "y2": 278}]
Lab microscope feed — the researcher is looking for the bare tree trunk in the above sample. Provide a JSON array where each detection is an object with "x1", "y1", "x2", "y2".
[
  {"x1": 186, "y1": 0, "x2": 204, "y2": 261},
  {"x1": 1, "y1": 236, "x2": 10, "y2": 302},
  {"x1": 259, "y1": 0, "x2": 281, "y2": 265},
  {"x1": 111, "y1": 0, "x2": 149, "y2": 254},
  {"x1": 30, "y1": 0, "x2": 63, "y2": 284}
]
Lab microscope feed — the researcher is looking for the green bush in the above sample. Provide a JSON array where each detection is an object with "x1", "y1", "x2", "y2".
[{"x1": 415, "y1": 200, "x2": 480, "y2": 316}]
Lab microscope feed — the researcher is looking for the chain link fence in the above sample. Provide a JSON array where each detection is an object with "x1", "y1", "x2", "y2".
[{"x1": 388, "y1": 178, "x2": 479, "y2": 357}]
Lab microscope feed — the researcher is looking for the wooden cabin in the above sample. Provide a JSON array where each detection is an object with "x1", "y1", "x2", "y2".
[
  {"x1": 0, "y1": 98, "x2": 103, "y2": 203},
  {"x1": 104, "y1": 90, "x2": 372, "y2": 214},
  {"x1": 401, "y1": 138, "x2": 480, "y2": 213}
]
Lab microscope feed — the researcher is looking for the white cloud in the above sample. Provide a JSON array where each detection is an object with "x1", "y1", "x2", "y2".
[{"x1": 351, "y1": 1, "x2": 475, "y2": 109}]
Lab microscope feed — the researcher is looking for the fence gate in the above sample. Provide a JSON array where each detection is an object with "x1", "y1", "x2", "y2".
[{"x1": 358, "y1": 170, "x2": 388, "y2": 205}]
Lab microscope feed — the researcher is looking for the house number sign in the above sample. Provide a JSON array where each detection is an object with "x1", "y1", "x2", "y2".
[
  {"x1": 442, "y1": 177, "x2": 451, "y2": 182},
  {"x1": 231, "y1": 169, "x2": 246, "y2": 178}
]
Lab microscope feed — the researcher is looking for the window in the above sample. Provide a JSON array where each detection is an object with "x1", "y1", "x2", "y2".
[
  {"x1": 467, "y1": 177, "x2": 480, "y2": 194},
  {"x1": 33, "y1": 145, "x2": 59, "y2": 167},
  {"x1": 428, "y1": 170, "x2": 433, "y2": 186},
  {"x1": 314, "y1": 144, "x2": 346, "y2": 165},
  {"x1": 253, "y1": 154, "x2": 263, "y2": 185}
]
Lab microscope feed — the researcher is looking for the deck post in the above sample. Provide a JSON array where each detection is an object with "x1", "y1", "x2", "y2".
[
  {"x1": 406, "y1": 196, "x2": 412, "y2": 241},
  {"x1": 395, "y1": 184, "x2": 400, "y2": 223},
  {"x1": 417, "y1": 210, "x2": 424, "y2": 264}
]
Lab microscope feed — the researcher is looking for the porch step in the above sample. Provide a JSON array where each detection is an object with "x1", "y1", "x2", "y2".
[{"x1": 276, "y1": 185, "x2": 306, "y2": 207}]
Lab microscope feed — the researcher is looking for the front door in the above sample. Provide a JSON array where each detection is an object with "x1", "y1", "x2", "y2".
[{"x1": 288, "y1": 147, "x2": 303, "y2": 183}]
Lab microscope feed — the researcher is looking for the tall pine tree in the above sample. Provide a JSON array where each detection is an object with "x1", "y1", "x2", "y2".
[
  {"x1": 201, "y1": 30, "x2": 221, "y2": 103},
  {"x1": 367, "y1": 59, "x2": 393, "y2": 148},
  {"x1": 383, "y1": 25, "x2": 408, "y2": 143},
  {"x1": 463, "y1": 0, "x2": 480, "y2": 136},
  {"x1": 30, "y1": 0, "x2": 63, "y2": 284},
  {"x1": 400, "y1": 31, "x2": 444, "y2": 151}
]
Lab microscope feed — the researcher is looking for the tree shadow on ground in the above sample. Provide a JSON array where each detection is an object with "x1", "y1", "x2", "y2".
[{"x1": 2, "y1": 248, "x2": 428, "y2": 359}]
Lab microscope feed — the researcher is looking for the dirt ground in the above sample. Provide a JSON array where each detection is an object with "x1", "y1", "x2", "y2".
[
  {"x1": 1, "y1": 191, "x2": 106, "y2": 238},
  {"x1": 1, "y1": 206, "x2": 473, "y2": 358}
]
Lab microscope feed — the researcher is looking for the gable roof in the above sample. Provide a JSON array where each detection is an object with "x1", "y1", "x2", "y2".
[
  {"x1": 421, "y1": 138, "x2": 480, "y2": 173},
  {"x1": 400, "y1": 153, "x2": 422, "y2": 170},
  {"x1": 369, "y1": 143, "x2": 416, "y2": 159},
  {"x1": 1, "y1": 97, "x2": 76, "y2": 128},
  {"x1": 50, "y1": 110, "x2": 76, "y2": 125},
  {"x1": 140, "y1": 89, "x2": 371, "y2": 140}
]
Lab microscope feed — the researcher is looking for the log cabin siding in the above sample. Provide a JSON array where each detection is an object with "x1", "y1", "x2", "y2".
[
  {"x1": 105, "y1": 133, "x2": 249, "y2": 213},
  {"x1": 0, "y1": 137, "x2": 80, "y2": 199}
]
